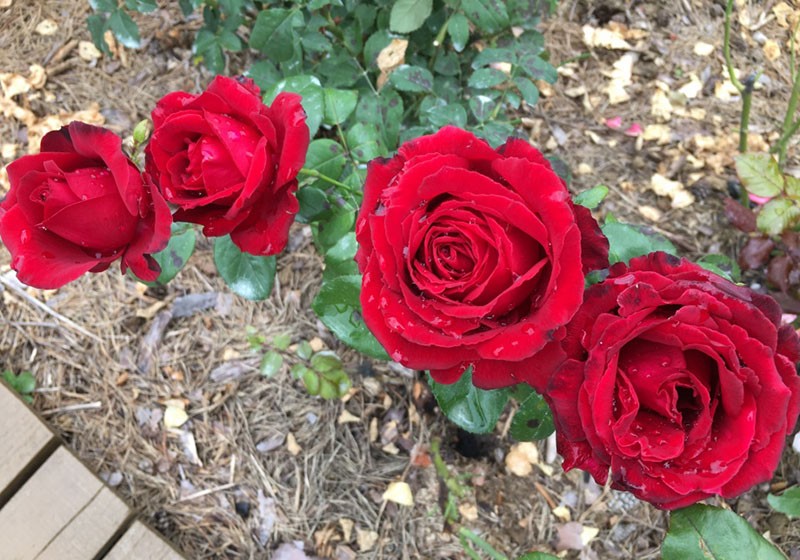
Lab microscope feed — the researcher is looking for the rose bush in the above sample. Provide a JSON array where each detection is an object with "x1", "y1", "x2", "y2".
[
  {"x1": 545, "y1": 252, "x2": 800, "y2": 509},
  {"x1": 0, "y1": 122, "x2": 170, "y2": 289},
  {"x1": 145, "y1": 76, "x2": 309, "y2": 256},
  {"x1": 355, "y1": 126, "x2": 608, "y2": 389}
]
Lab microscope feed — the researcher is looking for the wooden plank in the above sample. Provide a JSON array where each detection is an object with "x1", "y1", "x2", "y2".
[
  {"x1": 36, "y1": 487, "x2": 130, "y2": 560},
  {"x1": 0, "y1": 383, "x2": 55, "y2": 501},
  {"x1": 104, "y1": 520, "x2": 185, "y2": 560},
  {"x1": 0, "y1": 447, "x2": 107, "y2": 559}
]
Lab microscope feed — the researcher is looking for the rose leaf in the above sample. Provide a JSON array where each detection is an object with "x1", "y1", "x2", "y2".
[
  {"x1": 144, "y1": 224, "x2": 197, "y2": 286},
  {"x1": 460, "y1": 0, "x2": 510, "y2": 34},
  {"x1": 213, "y1": 235, "x2": 276, "y2": 301},
  {"x1": 389, "y1": 0, "x2": 433, "y2": 34},
  {"x1": 574, "y1": 185, "x2": 609, "y2": 209},
  {"x1": 602, "y1": 222, "x2": 677, "y2": 265},
  {"x1": 734, "y1": 153, "x2": 784, "y2": 198},
  {"x1": 663, "y1": 505, "x2": 785, "y2": 560},
  {"x1": 427, "y1": 368, "x2": 510, "y2": 434},
  {"x1": 510, "y1": 385, "x2": 555, "y2": 441},
  {"x1": 768, "y1": 487, "x2": 800, "y2": 517}
]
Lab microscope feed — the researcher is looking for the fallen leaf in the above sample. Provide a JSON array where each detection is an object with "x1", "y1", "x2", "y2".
[
  {"x1": 35, "y1": 19, "x2": 58, "y2": 35},
  {"x1": 0, "y1": 0, "x2": 12, "y2": 8},
  {"x1": 177, "y1": 429, "x2": 202, "y2": 466},
  {"x1": 650, "y1": 88, "x2": 673, "y2": 121},
  {"x1": 678, "y1": 74, "x2": 703, "y2": 99},
  {"x1": 773, "y1": 2, "x2": 795, "y2": 28},
  {"x1": 376, "y1": 38, "x2": 409, "y2": 89},
  {"x1": 552, "y1": 505, "x2": 571, "y2": 521},
  {"x1": 1, "y1": 143, "x2": 16, "y2": 159},
  {"x1": 764, "y1": 40, "x2": 781, "y2": 61},
  {"x1": 693, "y1": 41, "x2": 715, "y2": 56},
  {"x1": 338, "y1": 409, "x2": 361, "y2": 424},
  {"x1": 604, "y1": 52, "x2": 637, "y2": 105},
  {"x1": 339, "y1": 518, "x2": 354, "y2": 542},
  {"x1": 576, "y1": 163, "x2": 593, "y2": 175},
  {"x1": 459, "y1": 502, "x2": 479, "y2": 521},
  {"x1": 356, "y1": 529, "x2": 379, "y2": 552},
  {"x1": 505, "y1": 442, "x2": 539, "y2": 477},
  {"x1": 582, "y1": 25, "x2": 633, "y2": 50},
  {"x1": 638, "y1": 205, "x2": 663, "y2": 221},
  {"x1": 164, "y1": 403, "x2": 189, "y2": 429},
  {"x1": 650, "y1": 173, "x2": 695, "y2": 209},
  {"x1": 255, "y1": 490, "x2": 277, "y2": 546},
  {"x1": 382, "y1": 481, "x2": 414, "y2": 506},
  {"x1": 78, "y1": 41, "x2": 102, "y2": 62},
  {"x1": 308, "y1": 336, "x2": 325, "y2": 352},
  {"x1": 286, "y1": 432, "x2": 302, "y2": 456}
]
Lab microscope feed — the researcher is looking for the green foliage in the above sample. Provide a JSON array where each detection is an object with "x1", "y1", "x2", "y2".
[
  {"x1": 427, "y1": 368, "x2": 510, "y2": 434},
  {"x1": 509, "y1": 385, "x2": 555, "y2": 441},
  {"x1": 291, "y1": 350, "x2": 352, "y2": 399},
  {"x1": 768, "y1": 487, "x2": 800, "y2": 518},
  {"x1": 574, "y1": 185, "x2": 609, "y2": 209},
  {"x1": 602, "y1": 220, "x2": 678, "y2": 265},
  {"x1": 143, "y1": 224, "x2": 196, "y2": 285},
  {"x1": 2, "y1": 370, "x2": 36, "y2": 403},
  {"x1": 213, "y1": 235, "x2": 276, "y2": 301},
  {"x1": 663, "y1": 505, "x2": 784, "y2": 560},
  {"x1": 734, "y1": 152, "x2": 800, "y2": 237},
  {"x1": 696, "y1": 253, "x2": 741, "y2": 282}
]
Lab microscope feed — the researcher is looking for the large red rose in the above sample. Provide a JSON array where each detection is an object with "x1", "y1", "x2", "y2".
[
  {"x1": 545, "y1": 252, "x2": 800, "y2": 509},
  {"x1": 145, "y1": 76, "x2": 309, "y2": 256},
  {"x1": 355, "y1": 126, "x2": 608, "y2": 389},
  {"x1": 0, "y1": 122, "x2": 170, "y2": 289}
]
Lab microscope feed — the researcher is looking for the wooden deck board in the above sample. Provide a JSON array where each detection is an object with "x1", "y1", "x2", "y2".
[
  {"x1": 104, "y1": 521, "x2": 185, "y2": 560},
  {"x1": 0, "y1": 382, "x2": 186, "y2": 559},
  {"x1": 0, "y1": 384, "x2": 55, "y2": 503}
]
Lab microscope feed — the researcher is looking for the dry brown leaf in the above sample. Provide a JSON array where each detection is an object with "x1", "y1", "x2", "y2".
[
  {"x1": 582, "y1": 25, "x2": 633, "y2": 50},
  {"x1": 308, "y1": 336, "x2": 325, "y2": 352},
  {"x1": 382, "y1": 481, "x2": 414, "y2": 506},
  {"x1": 78, "y1": 40, "x2": 102, "y2": 62},
  {"x1": 356, "y1": 529, "x2": 378, "y2": 552},
  {"x1": 1, "y1": 73, "x2": 30, "y2": 98},
  {"x1": 0, "y1": 0, "x2": 13, "y2": 8},
  {"x1": 678, "y1": 74, "x2": 703, "y2": 99},
  {"x1": 639, "y1": 205, "x2": 663, "y2": 221},
  {"x1": 773, "y1": 2, "x2": 794, "y2": 27},
  {"x1": 650, "y1": 173, "x2": 695, "y2": 209},
  {"x1": 164, "y1": 402, "x2": 189, "y2": 429},
  {"x1": 642, "y1": 123, "x2": 672, "y2": 144},
  {"x1": 650, "y1": 88, "x2": 673, "y2": 121},
  {"x1": 28, "y1": 64, "x2": 46, "y2": 89},
  {"x1": 552, "y1": 505, "x2": 571, "y2": 521},
  {"x1": 505, "y1": 442, "x2": 539, "y2": 477},
  {"x1": 337, "y1": 409, "x2": 361, "y2": 424},
  {"x1": 376, "y1": 39, "x2": 408, "y2": 90},
  {"x1": 286, "y1": 432, "x2": 302, "y2": 456},
  {"x1": 604, "y1": 52, "x2": 636, "y2": 105},
  {"x1": 35, "y1": 19, "x2": 58, "y2": 36},
  {"x1": 764, "y1": 40, "x2": 781, "y2": 61},
  {"x1": 459, "y1": 502, "x2": 479, "y2": 521},
  {"x1": 576, "y1": 163, "x2": 593, "y2": 175},
  {"x1": 339, "y1": 519, "x2": 354, "y2": 542}
]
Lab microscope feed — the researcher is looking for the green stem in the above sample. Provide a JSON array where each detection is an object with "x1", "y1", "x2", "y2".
[
  {"x1": 724, "y1": 0, "x2": 744, "y2": 93},
  {"x1": 457, "y1": 527, "x2": 508, "y2": 560},
  {"x1": 778, "y1": 61, "x2": 800, "y2": 167},
  {"x1": 738, "y1": 76, "x2": 753, "y2": 155},
  {"x1": 298, "y1": 168, "x2": 351, "y2": 191}
]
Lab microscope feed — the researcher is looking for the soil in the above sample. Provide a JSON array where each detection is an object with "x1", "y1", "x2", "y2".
[{"x1": 3, "y1": 0, "x2": 800, "y2": 559}]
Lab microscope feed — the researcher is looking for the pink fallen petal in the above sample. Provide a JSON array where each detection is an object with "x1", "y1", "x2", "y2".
[
  {"x1": 749, "y1": 193, "x2": 772, "y2": 205},
  {"x1": 782, "y1": 314, "x2": 797, "y2": 326},
  {"x1": 624, "y1": 123, "x2": 643, "y2": 137},
  {"x1": 605, "y1": 116, "x2": 623, "y2": 130}
]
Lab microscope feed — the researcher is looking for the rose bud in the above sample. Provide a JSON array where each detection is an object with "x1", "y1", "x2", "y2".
[
  {"x1": 355, "y1": 126, "x2": 609, "y2": 389},
  {"x1": 545, "y1": 252, "x2": 800, "y2": 509},
  {"x1": 0, "y1": 122, "x2": 170, "y2": 289},
  {"x1": 145, "y1": 76, "x2": 309, "y2": 256}
]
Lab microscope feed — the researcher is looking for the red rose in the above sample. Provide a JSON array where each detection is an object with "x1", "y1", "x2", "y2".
[
  {"x1": 355, "y1": 126, "x2": 608, "y2": 389},
  {"x1": 145, "y1": 76, "x2": 309, "y2": 256},
  {"x1": 0, "y1": 122, "x2": 170, "y2": 289},
  {"x1": 546, "y1": 252, "x2": 800, "y2": 509}
]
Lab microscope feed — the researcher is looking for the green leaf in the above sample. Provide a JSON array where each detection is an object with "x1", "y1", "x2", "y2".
[
  {"x1": 519, "y1": 54, "x2": 558, "y2": 83},
  {"x1": 246, "y1": 60, "x2": 281, "y2": 92},
  {"x1": 574, "y1": 185, "x2": 609, "y2": 209},
  {"x1": 603, "y1": 222, "x2": 678, "y2": 265},
  {"x1": 428, "y1": 368, "x2": 509, "y2": 433},
  {"x1": 461, "y1": 0, "x2": 509, "y2": 34},
  {"x1": 472, "y1": 47, "x2": 517, "y2": 68},
  {"x1": 310, "y1": 350, "x2": 342, "y2": 373},
  {"x1": 479, "y1": 121, "x2": 515, "y2": 148},
  {"x1": 89, "y1": 0, "x2": 117, "y2": 13},
  {"x1": 305, "y1": 139, "x2": 346, "y2": 179},
  {"x1": 757, "y1": 197, "x2": 800, "y2": 236},
  {"x1": 322, "y1": 88, "x2": 358, "y2": 126},
  {"x1": 272, "y1": 333, "x2": 292, "y2": 350},
  {"x1": 696, "y1": 254, "x2": 741, "y2": 283},
  {"x1": 259, "y1": 351, "x2": 284, "y2": 378},
  {"x1": 545, "y1": 155, "x2": 571, "y2": 185},
  {"x1": 425, "y1": 103, "x2": 467, "y2": 129},
  {"x1": 346, "y1": 122, "x2": 386, "y2": 162},
  {"x1": 264, "y1": 75, "x2": 324, "y2": 137},
  {"x1": 786, "y1": 176, "x2": 800, "y2": 199},
  {"x1": 315, "y1": 207, "x2": 356, "y2": 253},
  {"x1": 448, "y1": 13, "x2": 470, "y2": 52},
  {"x1": 510, "y1": 385, "x2": 555, "y2": 441},
  {"x1": 322, "y1": 232, "x2": 359, "y2": 278},
  {"x1": 364, "y1": 29, "x2": 392, "y2": 68},
  {"x1": 108, "y1": 8, "x2": 141, "y2": 48},
  {"x1": 213, "y1": 235, "x2": 277, "y2": 301},
  {"x1": 768, "y1": 487, "x2": 800, "y2": 517},
  {"x1": 663, "y1": 505, "x2": 785, "y2": 560},
  {"x1": 515, "y1": 76, "x2": 540, "y2": 106},
  {"x1": 390, "y1": 0, "x2": 433, "y2": 33},
  {"x1": 2, "y1": 370, "x2": 36, "y2": 401},
  {"x1": 218, "y1": 29, "x2": 242, "y2": 51},
  {"x1": 147, "y1": 224, "x2": 196, "y2": 285},
  {"x1": 124, "y1": 0, "x2": 157, "y2": 12},
  {"x1": 469, "y1": 94, "x2": 497, "y2": 123},
  {"x1": 250, "y1": 8, "x2": 302, "y2": 62},
  {"x1": 390, "y1": 65, "x2": 434, "y2": 93},
  {"x1": 468, "y1": 67, "x2": 508, "y2": 89},
  {"x1": 87, "y1": 14, "x2": 111, "y2": 55},
  {"x1": 356, "y1": 90, "x2": 404, "y2": 149},
  {"x1": 297, "y1": 186, "x2": 330, "y2": 223},
  {"x1": 735, "y1": 153, "x2": 784, "y2": 198},
  {"x1": 312, "y1": 275, "x2": 390, "y2": 359}
]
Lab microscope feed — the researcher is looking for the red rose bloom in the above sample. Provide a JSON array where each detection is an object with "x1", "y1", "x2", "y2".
[
  {"x1": 0, "y1": 122, "x2": 170, "y2": 289},
  {"x1": 355, "y1": 126, "x2": 608, "y2": 389},
  {"x1": 546, "y1": 252, "x2": 800, "y2": 509},
  {"x1": 145, "y1": 76, "x2": 309, "y2": 255}
]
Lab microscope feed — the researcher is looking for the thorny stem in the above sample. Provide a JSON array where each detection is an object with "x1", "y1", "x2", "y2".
[
  {"x1": 457, "y1": 527, "x2": 509, "y2": 560},
  {"x1": 724, "y1": 0, "x2": 744, "y2": 93},
  {"x1": 738, "y1": 75, "x2": 754, "y2": 155},
  {"x1": 778, "y1": 55, "x2": 800, "y2": 167},
  {"x1": 298, "y1": 168, "x2": 352, "y2": 191}
]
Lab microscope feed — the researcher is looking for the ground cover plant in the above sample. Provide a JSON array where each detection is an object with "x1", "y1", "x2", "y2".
[{"x1": 4, "y1": 0, "x2": 800, "y2": 558}]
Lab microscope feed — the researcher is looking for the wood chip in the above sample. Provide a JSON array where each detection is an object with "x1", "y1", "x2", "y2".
[
  {"x1": 286, "y1": 432, "x2": 302, "y2": 456},
  {"x1": 382, "y1": 481, "x2": 414, "y2": 506},
  {"x1": 337, "y1": 409, "x2": 360, "y2": 424}
]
